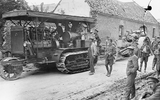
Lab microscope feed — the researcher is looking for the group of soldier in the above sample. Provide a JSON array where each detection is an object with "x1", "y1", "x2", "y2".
[
  {"x1": 88, "y1": 32, "x2": 116, "y2": 76},
  {"x1": 119, "y1": 36, "x2": 160, "y2": 100},
  {"x1": 88, "y1": 31, "x2": 160, "y2": 99}
]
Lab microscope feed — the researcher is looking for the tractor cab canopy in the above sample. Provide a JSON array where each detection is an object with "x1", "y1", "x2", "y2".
[
  {"x1": 2, "y1": 10, "x2": 95, "y2": 24},
  {"x1": 2, "y1": 10, "x2": 96, "y2": 57}
]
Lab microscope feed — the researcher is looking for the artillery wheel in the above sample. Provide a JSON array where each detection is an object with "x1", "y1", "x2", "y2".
[{"x1": 0, "y1": 60, "x2": 23, "y2": 81}]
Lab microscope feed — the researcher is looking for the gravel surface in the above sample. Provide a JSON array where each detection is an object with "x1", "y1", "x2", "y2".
[
  {"x1": 0, "y1": 56, "x2": 155, "y2": 100},
  {"x1": 90, "y1": 72, "x2": 157, "y2": 100}
]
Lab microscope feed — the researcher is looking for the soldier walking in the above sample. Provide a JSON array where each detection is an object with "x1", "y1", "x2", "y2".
[
  {"x1": 105, "y1": 39, "x2": 116, "y2": 77},
  {"x1": 139, "y1": 40, "x2": 152, "y2": 73},
  {"x1": 125, "y1": 46, "x2": 139, "y2": 100},
  {"x1": 88, "y1": 36, "x2": 98, "y2": 75}
]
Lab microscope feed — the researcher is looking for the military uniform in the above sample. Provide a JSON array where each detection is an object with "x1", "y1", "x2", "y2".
[
  {"x1": 93, "y1": 29, "x2": 101, "y2": 56},
  {"x1": 105, "y1": 43, "x2": 116, "y2": 76},
  {"x1": 53, "y1": 24, "x2": 63, "y2": 40},
  {"x1": 152, "y1": 40, "x2": 158, "y2": 70},
  {"x1": 139, "y1": 43, "x2": 151, "y2": 72},
  {"x1": 88, "y1": 38, "x2": 98, "y2": 75},
  {"x1": 125, "y1": 47, "x2": 139, "y2": 100},
  {"x1": 154, "y1": 47, "x2": 160, "y2": 78},
  {"x1": 94, "y1": 29, "x2": 101, "y2": 47},
  {"x1": 132, "y1": 42, "x2": 140, "y2": 57},
  {"x1": 105, "y1": 45, "x2": 116, "y2": 66}
]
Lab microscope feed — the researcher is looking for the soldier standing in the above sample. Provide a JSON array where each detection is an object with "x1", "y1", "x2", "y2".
[
  {"x1": 153, "y1": 42, "x2": 160, "y2": 78},
  {"x1": 105, "y1": 39, "x2": 116, "y2": 77},
  {"x1": 139, "y1": 40, "x2": 152, "y2": 72},
  {"x1": 125, "y1": 46, "x2": 139, "y2": 100},
  {"x1": 152, "y1": 37, "x2": 158, "y2": 70},
  {"x1": 88, "y1": 37, "x2": 98, "y2": 75}
]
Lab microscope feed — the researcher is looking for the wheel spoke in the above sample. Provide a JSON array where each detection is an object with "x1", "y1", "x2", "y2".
[
  {"x1": 7, "y1": 73, "x2": 10, "y2": 78},
  {"x1": 10, "y1": 73, "x2": 14, "y2": 78},
  {"x1": 13, "y1": 72, "x2": 18, "y2": 78},
  {"x1": 4, "y1": 73, "x2": 8, "y2": 77},
  {"x1": 0, "y1": 60, "x2": 23, "y2": 80}
]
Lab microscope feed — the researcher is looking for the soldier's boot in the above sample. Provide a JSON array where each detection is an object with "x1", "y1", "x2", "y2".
[
  {"x1": 156, "y1": 71, "x2": 160, "y2": 78},
  {"x1": 105, "y1": 65, "x2": 110, "y2": 77},
  {"x1": 106, "y1": 69, "x2": 110, "y2": 77},
  {"x1": 139, "y1": 63, "x2": 142, "y2": 72},
  {"x1": 152, "y1": 57, "x2": 156, "y2": 70},
  {"x1": 89, "y1": 71, "x2": 94, "y2": 75},
  {"x1": 109, "y1": 65, "x2": 113, "y2": 77},
  {"x1": 152, "y1": 63, "x2": 155, "y2": 70},
  {"x1": 106, "y1": 68, "x2": 110, "y2": 77},
  {"x1": 144, "y1": 62, "x2": 147, "y2": 73}
]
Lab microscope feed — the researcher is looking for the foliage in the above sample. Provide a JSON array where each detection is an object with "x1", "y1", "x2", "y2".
[
  {"x1": 0, "y1": 0, "x2": 30, "y2": 50},
  {"x1": 31, "y1": 2, "x2": 49, "y2": 12},
  {"x1": 16, "y1": 0, "x2": 31, "y2": 10},
  {"x1": 0, "y1": 0, "x2": 30, "y2": 28},
  {"x1": 60, "y1": 9, "x2": 65, "y2": 14}
]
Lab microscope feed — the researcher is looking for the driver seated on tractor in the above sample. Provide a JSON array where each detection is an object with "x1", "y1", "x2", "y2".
[
  {"x1": 76, "y1": 23, "x2": 88, "y2": 39},
  {"x1": 81, "y1": 23, "x2": 88, "y2": 47},
  {"x1": 65, "y1": 22, "x2": 73, "y2": 32},
  {"x1": 76, "y1": 22, "x2": 88, "y2": 47},
  {"x1": 23, "y1": 39, "x2": 33, "y2": 56},
  {"x1": 52, "y1": 23, "x2": 64, "y2": 40}
]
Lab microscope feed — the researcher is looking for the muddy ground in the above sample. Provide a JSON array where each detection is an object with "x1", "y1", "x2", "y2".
[
  {"x1": 0, "y1": 56, "x2": 156, "y2": 100},
  {"x1": 91, "y1": 72, "x2": 159, "y2": 100}
]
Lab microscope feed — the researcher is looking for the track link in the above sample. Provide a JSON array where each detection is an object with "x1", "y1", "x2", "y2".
[{"x1": 56, "y1": 50, "x2": 90, "y2": 73}]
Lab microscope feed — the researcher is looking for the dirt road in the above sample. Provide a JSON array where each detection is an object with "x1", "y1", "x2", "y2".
[{"x1": 0, "y1": 56, "x2": 155, "y2": 100}]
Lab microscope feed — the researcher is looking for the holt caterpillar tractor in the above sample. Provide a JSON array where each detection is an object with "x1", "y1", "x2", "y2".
[{"x1": 0, "y1": 10, "x2": 96, "y2": 80}]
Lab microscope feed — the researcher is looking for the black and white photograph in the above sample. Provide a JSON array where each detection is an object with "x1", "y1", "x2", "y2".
[{"x1": 0, "y1": 0, "x2": 160, "y2": 100}]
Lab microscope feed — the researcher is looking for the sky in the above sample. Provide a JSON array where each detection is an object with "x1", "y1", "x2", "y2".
[{"x1": 25, "y1": 0, "x2": 160, "y2": 19}]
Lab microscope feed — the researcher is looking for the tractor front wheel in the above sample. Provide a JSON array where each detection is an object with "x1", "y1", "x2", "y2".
[{"x1": 0, "y1": 59, "x2": 23, "y2": 81}]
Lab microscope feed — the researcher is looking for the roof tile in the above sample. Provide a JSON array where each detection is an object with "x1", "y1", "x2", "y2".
[{"x1": 86, "y1": 0, "x2": 158, "y2": 24}]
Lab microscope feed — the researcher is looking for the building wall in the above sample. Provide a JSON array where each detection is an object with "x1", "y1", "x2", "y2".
[{"x1": 95, "y1": 13, "x2": 159, "y2": 44}]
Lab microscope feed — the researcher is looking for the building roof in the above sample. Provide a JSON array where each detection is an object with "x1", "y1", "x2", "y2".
[{"x1": 86, "y1": 0, "x2": 158, "y2": 24}]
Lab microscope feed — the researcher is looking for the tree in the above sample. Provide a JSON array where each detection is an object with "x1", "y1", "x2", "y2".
[
  {"x1": 60, "y1": 9, "x2": 65, "y2": 15},
  {"x1": 16, "y1": 0, "x2": 31, "y2": 10},
  {"x1": 0, "y1": 0, "x2": 30, "y2": 50},
  {"x1": 32, "y1": 2, "x2": 49, "y2": 12},
  {"x1": 0, "y1": 0, "x2": 30, "y2": 28}
]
